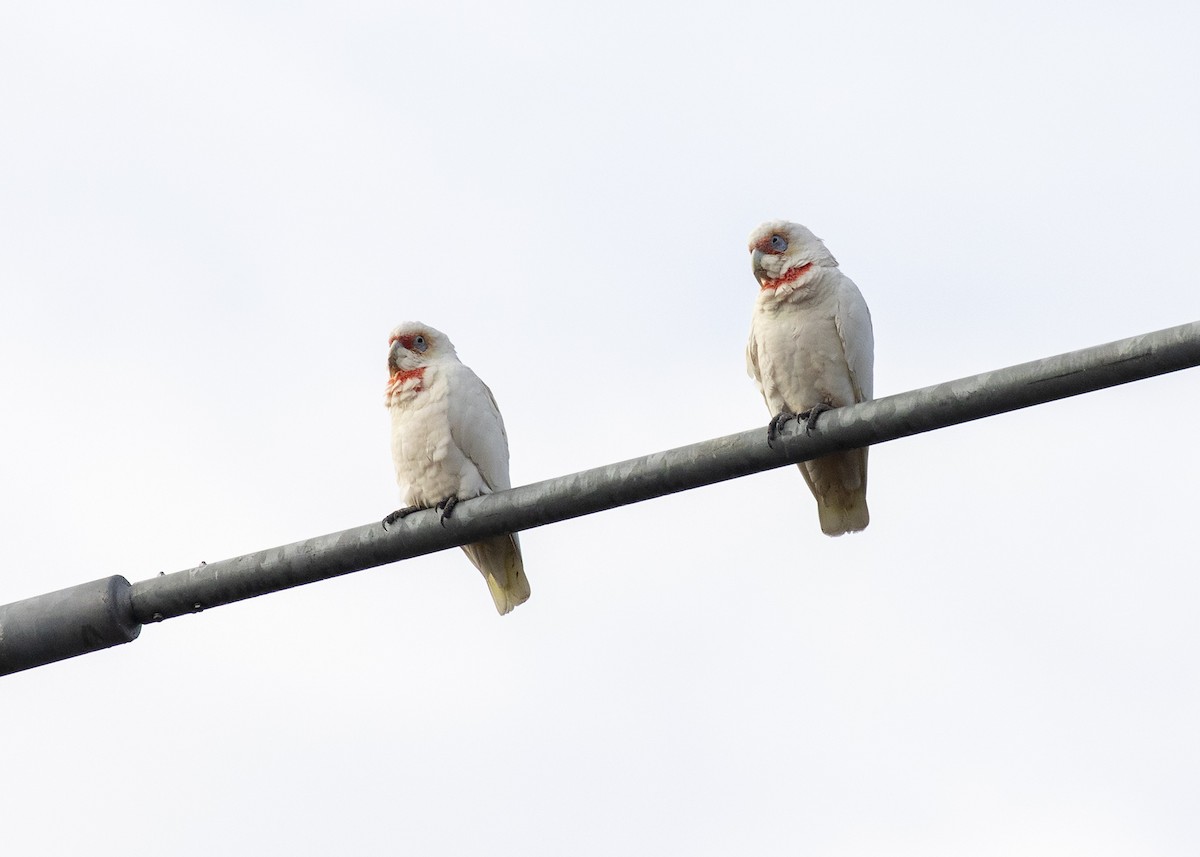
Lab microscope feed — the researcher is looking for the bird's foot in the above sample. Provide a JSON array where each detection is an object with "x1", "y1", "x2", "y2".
[
  {"x1": 767, "y1": 411, "x2": 799, "y2": 447},
  {"x1": 382, "y1": 505, "x2": 421, "y2": 530},
  {"x1": 436, "y1": 495, "x2": 460, "y2": 526},
  {"x1": 797, "y1": 402, "x2": 832, "y2": 435}
]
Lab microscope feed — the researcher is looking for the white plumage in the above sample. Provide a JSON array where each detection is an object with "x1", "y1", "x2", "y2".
[
  {"x1": 384, "y1": 322, "x2": 530, "y2": 614},
  {"x1": 745, "y1": 221, "x2": 875, "y2": 536}
]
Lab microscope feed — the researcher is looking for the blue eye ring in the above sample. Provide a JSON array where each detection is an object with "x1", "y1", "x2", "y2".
[
  {"x1": 413, "y1": 335, "x2": 427, "y2": 353},
  {"x1": 769, "y1": 234, "x2": 788, "y2": 253}
]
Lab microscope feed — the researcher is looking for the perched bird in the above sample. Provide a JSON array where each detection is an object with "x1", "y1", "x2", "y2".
[
  {"x1": 383, "y1": 322, "x2": 531, "y2": 614},
  {"x1": 745, "y1": 220, "x2": 875, "y2": 536}
]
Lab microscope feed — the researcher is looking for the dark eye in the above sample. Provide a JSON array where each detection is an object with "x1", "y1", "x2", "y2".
[
  {"x1": 413, "y1": 335, "x2": 428, "y2": 353},
  {"x1": 770, "y1": 234, "x2": 788, "y2": 253}
]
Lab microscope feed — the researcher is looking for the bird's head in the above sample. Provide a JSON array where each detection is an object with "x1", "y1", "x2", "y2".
[
  {"x1": 748, "y1": 220, "x2": 838, "y2": 292},
  {"x1": 387, "y1": 322, "x2": 454, "y2": 376}
]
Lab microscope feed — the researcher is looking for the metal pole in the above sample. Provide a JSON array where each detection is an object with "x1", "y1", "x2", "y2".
[
  {"x1": 0, "y1": 577, "x2": 140, "y2": 675},
  {"x1": 2, "y1": 320, "x2": 1198, "y2": 676}
]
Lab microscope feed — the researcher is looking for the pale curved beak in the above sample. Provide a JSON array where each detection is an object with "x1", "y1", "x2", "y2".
[
  {"x1": 387, "y1": 340, "x2": 403, "y2": 373},
  {"x1": 751, "y1": 248, "x2": 768, "y2": 284}
]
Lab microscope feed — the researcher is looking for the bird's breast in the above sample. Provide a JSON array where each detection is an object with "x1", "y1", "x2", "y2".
[
  {"x1": 752, "y1": 304, "x2": 852, "y2": 410},
  {"x1": 388, "y1": 375, "x2": 463, "y2": 505}
]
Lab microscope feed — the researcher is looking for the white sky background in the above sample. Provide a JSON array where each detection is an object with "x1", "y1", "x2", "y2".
[{"x1": 2, "y1": 2, "x2": 1198, "y2": 853}]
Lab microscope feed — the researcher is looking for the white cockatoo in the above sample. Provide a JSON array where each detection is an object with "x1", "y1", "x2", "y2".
[
  {"x1": 745, "y1": 220, "x2": 875, "y2": 536},
  {"x1": 383, "y1": 322, "x2": 531, "y2": 614}
]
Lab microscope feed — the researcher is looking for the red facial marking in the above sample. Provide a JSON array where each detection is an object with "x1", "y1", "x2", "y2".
[
  {"x1": 751, "y1": 234, "x2": 778, "y2": 253},
  {"x1": 390, "y1": 333, "x2": 425, "y2": 351},
  {"x1": 760, "y1": 261, "x2": 813, "y2": 291},
  {"x1": 386, "y1": 365, "x2": 427, "y2": 395}
]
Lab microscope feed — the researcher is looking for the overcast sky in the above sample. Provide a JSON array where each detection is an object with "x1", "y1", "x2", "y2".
[{"x1": 2, "y1": 2, "x2": 1199, "y2": 854}]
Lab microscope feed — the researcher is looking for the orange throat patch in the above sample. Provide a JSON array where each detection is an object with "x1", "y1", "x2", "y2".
[
  {"x1": 386, "y1": 366, "x2": 427, "y2": 397},
  {"x1": 760, "y1": 262, "x2": 813, "y2": 291}
]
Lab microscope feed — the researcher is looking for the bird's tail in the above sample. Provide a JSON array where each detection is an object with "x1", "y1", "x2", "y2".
[
  {"x1": 815, "y1": 492, "x2": 870, "y2": 536},
  {"x1": 460, "y1": 533, "x2": 531, "y2": 615},
  {"x1": 801, "y1": 447, "x2": 870, "y2": 537}
]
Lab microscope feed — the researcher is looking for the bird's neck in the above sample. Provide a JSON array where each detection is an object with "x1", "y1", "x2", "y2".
[
  {"x1": 385, "y1": 365, "x2": 428, "y2": 405},
  {"x1": 759, "y1": 265, "x2": 829, "y2": 306},
  {"x1": 760, "y1": 261, "x2": 814, "y2": 292}
]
